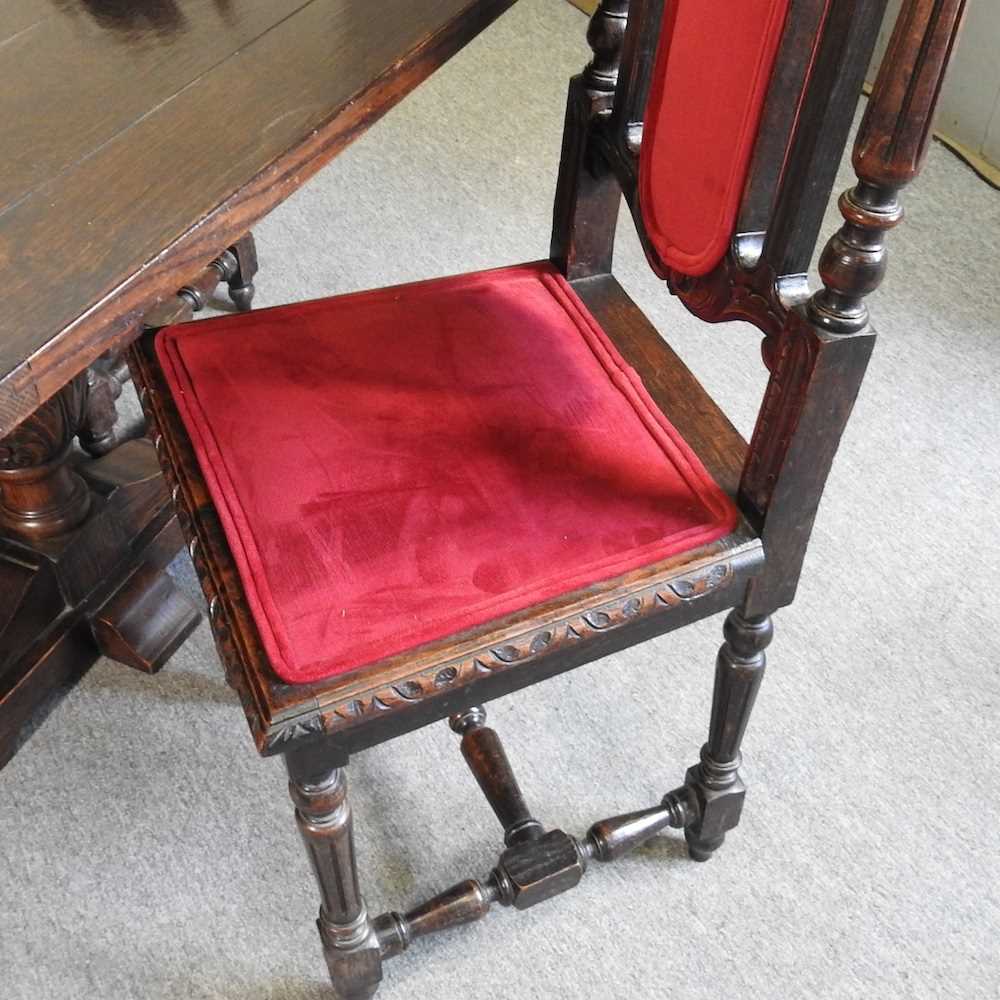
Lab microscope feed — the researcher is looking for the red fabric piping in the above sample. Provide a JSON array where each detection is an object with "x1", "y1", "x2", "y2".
[
  {"x1": 638, "y1": 0, "x2": 791, "y2": 277},
  {"x1": 156, "y1": 263, "x2": 739, "y2": 684}
]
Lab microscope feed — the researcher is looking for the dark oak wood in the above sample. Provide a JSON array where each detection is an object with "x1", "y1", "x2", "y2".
[
  {"x1": 0, "y1": 0, "x2": 519, "y2": 439},
  {"x1": 809, "y1": 0, "x2": 967, "y2": 334},
  {"x1": 745, "y1": 0, "x2": 967, "y2": 615},
  {"x1": 373, "y1": 711, "x2": 694, "y2": 959},
  {"x1": 684, "y1": 610, "x2": 772, "y2": 862},
  {"x1": 374, "y1": 879, "x2": 494, "y2": 959},
  {"x1": 760, "y1": 0, "x2": 890, "y2": 278},
  {"x1": 286, "y1": 749, "x2": 382, "y2": 1000},
  {"x1": 0, "y1": 234, "x2": 250, "y2": 763},
  {"x1": 79, "y1": 353, "x2": 132, "y2": 459},
  {"x1": 90, "y1": 562, "x2": 200, "y2": 675},
  {"x1": 225, "y1": 234, "x2": 259, "y2": 312},
  {"x1": 549, "y1": 74, "x2": 622, "y2": 279},
  {"x1": 0, "y1": 373, "x2": 92, "y2": 540},
  {"x1": 450, "y1": 706, "x2": 544, "y2": 846}
]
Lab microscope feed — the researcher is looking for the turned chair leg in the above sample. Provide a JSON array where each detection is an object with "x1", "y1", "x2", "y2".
[
  {"x1": 683, "y1": 608, "x2": 773, "y2": 862},
  {"x1": 286, "y1": 746, "x2": 382, "y2": 999}
]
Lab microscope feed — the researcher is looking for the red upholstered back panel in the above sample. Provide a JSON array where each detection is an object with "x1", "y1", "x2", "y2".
[{"x1": 638, "y1": 0, "x2": 791, "y2": 277}]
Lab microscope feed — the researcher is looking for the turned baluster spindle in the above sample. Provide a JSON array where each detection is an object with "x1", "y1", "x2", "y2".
[
  {"x1": 449, "y1": 707, "x2": 544, "y2": 846},
  {"x1": 374, "y1": 879, "x2": 496, "y2": 959},
  {"x1": 216, "y1": 233, "x2": 258, "y2": 311},
  {"x1": 809, "y1": 0, "x2": 966, "y2": 334},
  {"x1": 582, "y1": 0, "x2": 630, "y2": 109},
  {"x1": 372, "y1": 784, "x2": 699, "y2": 960},
  {"x1": 176, "y1": 261, "x2": 229, "y2": 315},
  {"x1": 584, "y1": 789, "x2": 693, "y2": 863}
]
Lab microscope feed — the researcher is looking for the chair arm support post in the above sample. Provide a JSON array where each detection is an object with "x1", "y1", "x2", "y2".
[
  {"x1": 809, "y1": 0, "x2": 966, "y2": 335},
  {"x1": 762, "y1": 0, "x2": 889, "y2": 278},
  {"x1": 550, "y1": 1, "x2": 629, "y2": 280},
  {"x1": 607, "y1": 0, "x2": 662, "y2": 147},
  {"x1": 742, "y1": 0, "x2": 963, "y2": 613},
  {"x1": 739, "y1": 318, "x2": 876, "y2": 615}
]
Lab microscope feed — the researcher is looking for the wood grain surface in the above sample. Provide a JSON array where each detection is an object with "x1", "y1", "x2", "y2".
[{"x1": 0, "y1": 0, "x2": 516, "y2": 436}]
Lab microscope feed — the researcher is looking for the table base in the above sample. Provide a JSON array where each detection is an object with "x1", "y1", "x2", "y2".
[{"x1": 0, "y1": 439, "x2": 198, "y2": 768}]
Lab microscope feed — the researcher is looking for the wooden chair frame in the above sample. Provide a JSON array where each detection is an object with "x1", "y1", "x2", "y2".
[{"x1": 127, "y1": 1, "x2": 964, "y2": 995}]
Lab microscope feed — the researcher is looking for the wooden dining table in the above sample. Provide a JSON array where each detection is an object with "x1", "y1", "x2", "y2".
[{"x1": 0, "y1": 0, "x2": 515, "y2": 767}]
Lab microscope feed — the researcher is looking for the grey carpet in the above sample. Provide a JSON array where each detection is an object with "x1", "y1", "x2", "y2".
[{"x1": 2, "y1": 2, "x2": 998, "y2": 998}]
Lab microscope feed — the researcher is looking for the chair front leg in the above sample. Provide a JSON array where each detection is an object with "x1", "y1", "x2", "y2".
[
  {"x1": 286, "y1": 746, "x2": 382, "y2": 999},
  {"x1": 684, "y1": 608, "x2": 773, "y2": 861}
]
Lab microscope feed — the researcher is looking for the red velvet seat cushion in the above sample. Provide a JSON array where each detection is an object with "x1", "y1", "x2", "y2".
[
  {"x1": 639, "y1": 0, "x2": 790, "y2": 277},
  {"x1": 156, "y1": 263, "x2": 738, "y2": 685}
]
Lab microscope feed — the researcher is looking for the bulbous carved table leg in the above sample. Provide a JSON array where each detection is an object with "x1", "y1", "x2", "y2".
[
  {"x1": 0, "y1": 373, "x2": 92, "y2": 539},
  {"x1": 286, "y1": 748, "x2": 382, "y2": 999},
  {"x1": 0, "y1": 375, "x2": 198, "y2": 767},
  {"x1": 684, "y1": 609, "x2": 772, "y2": 862}
]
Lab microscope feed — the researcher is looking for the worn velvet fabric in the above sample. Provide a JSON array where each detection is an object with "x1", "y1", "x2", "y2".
[
  {"x1": 156, "y1": 263, "x2": 738, "y2": 684},
  {"x1": 639, "y1": 0, "x2": 791, "y2": 277}
]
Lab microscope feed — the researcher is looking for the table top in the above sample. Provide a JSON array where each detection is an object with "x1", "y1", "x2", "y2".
[{"x1": 0, "y1": 0, "x2": 514, "y2": 437}]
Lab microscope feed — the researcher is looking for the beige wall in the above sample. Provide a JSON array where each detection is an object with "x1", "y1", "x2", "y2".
[{"x1": 872, "y1": 1, "x2": 999, "y2": 175}]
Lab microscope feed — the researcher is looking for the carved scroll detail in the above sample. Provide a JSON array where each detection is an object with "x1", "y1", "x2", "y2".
[
  {"x1": 137, "y1": 374, "x2": 269, "y2": 747},
  {"x1": 0, "y1": 373, "x2": 89, "y2": 469},
  {"x1": 0, "y1": 373, "x2": 92, "y2": 539},
  {"x1": 263, "y1": 559, "x2": 736, "y2": 750}
]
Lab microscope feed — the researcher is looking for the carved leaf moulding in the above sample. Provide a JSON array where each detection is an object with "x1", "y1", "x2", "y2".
[
  {"x1": 135, "y1": 354, "x2": 272, "y2": 743},
  {"x1": 262, "y1": 558, "x2": 738, "y2": 751}
]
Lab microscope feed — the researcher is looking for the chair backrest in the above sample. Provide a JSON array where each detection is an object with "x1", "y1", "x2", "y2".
[
  {"x1": 552, "y1": 1, "x2": 884, "y2": 291},
  {"x1": 611, "y1": 0, "x2": 898, "y2": 289},
  {"x1": 637, "y1": 0, "x2": 791, "y2": 278},
  {"x1": 551, "y1": 0, "x2": 965, "y2": 614}
]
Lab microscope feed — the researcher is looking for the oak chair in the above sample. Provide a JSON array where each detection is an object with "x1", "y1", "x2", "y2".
[{"x1": 128, "y1": 0, "x2": 963, "y2": 995}]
